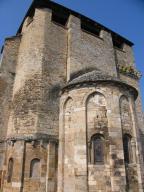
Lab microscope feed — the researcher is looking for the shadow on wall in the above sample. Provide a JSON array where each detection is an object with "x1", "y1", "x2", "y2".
[{"x1": 70, "y1": 67, "x2": 99, "y2": 80}]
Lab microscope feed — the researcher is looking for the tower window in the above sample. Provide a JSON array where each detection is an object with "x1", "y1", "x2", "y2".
[
  {"x1": 81, "y1": 19, "x2": 101, "y2": 37},
  {"x1": 30, "y1": 158, "x2": 40, "y2": 178},
  {"x1": 91, "y1": 134, "x2": 104, "y2": 164},
  {"x1": 52, "y1": 11, "x2": 69, "y2": 27},
  {"x1": 7, "y1": 158, "x2": 14, "y2": 183},
  {"x1": 112, "y1": 36, "x2": 124, "y2": 49},
  {"x1": 123, "y1": 134, "x2": 132, "y2": 164}
]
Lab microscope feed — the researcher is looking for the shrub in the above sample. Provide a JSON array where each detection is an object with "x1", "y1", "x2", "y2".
[{"x1": 118, "y1": 64, "x2": 142, "y2": 79}]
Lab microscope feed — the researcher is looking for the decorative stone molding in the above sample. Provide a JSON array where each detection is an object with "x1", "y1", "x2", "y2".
[{"x1": 2, "y1": 133, "x2": 58, "y2": 144}]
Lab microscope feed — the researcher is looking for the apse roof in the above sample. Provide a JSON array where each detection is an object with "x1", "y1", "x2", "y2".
[{"x1": 63, "y1": 70, "x2": 138, "y2": 99}]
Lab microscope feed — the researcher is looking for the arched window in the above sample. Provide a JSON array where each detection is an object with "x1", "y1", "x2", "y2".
[
  {"x1": 120, "y1": 96, "x2": 132, "y2": 131},
  {"x1": 123, "y1": 134, "x2": 132, "y2": 164},
  {"x1": 30, "y1": 158, "x2": 40, "y2": 178},
  {"x1": 91, "y1": 134, "x2": 104, "y2": 164},
  {"x1": 7, "y1": 158, "x2": 14, "y2": 183}
]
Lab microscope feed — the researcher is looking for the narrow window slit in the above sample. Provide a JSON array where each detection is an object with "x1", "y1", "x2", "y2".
[
  {"x1": 7, "y1": 158, "x2": 14, "y2": 183},
  {"x1": 123, "y1": 134, "x2": 132, "y2": 164},
  {"x1": 91, "y1": 134, "x2": 104, "y2": 164}
]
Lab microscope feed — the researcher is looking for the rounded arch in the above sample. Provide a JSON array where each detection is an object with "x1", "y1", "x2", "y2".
[
  {"x1": 119, "y1": 95, "x2": 132, "y2": 121},
  {"x1": 62, "y1": 96, "x2": 73, "y2": 112},
  {"x1": 120, "y1": 94, "x2": 132, "y2": 132},
  {"x1": 91, "y1": 133, "x2": 105, "y2": 140},
  {"x1": 63, "y1": 97, "x2": 73, "y2": 119},
  {"x1": 84, "y1": 90, "x2": 107, "y2": 107},
  {"x1": 86, "y1": 92, "x2": 108, "y2": 166},
  {"x1": 30, "y1": 158, "x2": 41, "y2": 178},
  {"x1": 86, "y1": 92, "x2": 108, "y2": 136},
  {"x1": 123, "y1": 133, "x2": 132, "y2": 139},
  {"x1": 119, "y1": 94, "x2": 133, "y2": 113},
  {"x1": 119, "y1": 95, "x2": 129, "y2": 104},
  {"x1": 86, "y1": 91, "x2": 107, "y2": 109},
  {"x1": 122, "y1": 129, "x2": 133, "y2": 136}
]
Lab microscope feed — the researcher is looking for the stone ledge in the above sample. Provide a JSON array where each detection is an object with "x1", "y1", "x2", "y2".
[{"x1": 0, "y1": 133, "x2": 58, "y2": 143}]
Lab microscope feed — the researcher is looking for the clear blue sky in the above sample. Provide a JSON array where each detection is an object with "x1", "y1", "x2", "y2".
[{"x1": 0, "y1": 0, "x2": 143, "y2": 110}]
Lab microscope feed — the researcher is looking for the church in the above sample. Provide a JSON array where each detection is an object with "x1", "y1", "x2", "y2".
[{"x1": 0, "y1": 0, "x2": 144, "y2": 191}]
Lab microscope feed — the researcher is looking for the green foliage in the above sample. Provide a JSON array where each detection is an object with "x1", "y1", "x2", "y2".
[{"x1": 118, "y1": 64, "x2": 142, "y2": 79}]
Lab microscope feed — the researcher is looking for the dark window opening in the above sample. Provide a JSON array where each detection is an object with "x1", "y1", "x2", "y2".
[
  {"x1": 91, "y1": 134, "x2": 104, "y2": 164},
  {"x1": 52, "y1": 11, "x2": 69, "y2": 27},
  {"x1": 113, "y1": 37, "x2": 124, "y2": 49},
  {"x1": 81, "y1": 20, "x2": 101, "y2": 37},
  {"x1": 30, "y1": 158, "x2": 40, "y2": 178},
  {"x1": 7, "y1": 158, "x2": 14, "y2": 183},
  {"x1": 123, "y1": 134, "x2": 132, "y2": 164}
]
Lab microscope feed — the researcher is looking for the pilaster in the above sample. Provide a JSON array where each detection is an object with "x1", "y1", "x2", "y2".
[{"x1": 67, "y1": 15, "x2": 81, "y2": 81}]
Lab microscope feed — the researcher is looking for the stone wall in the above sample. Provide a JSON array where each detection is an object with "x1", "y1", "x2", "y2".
[
  {"x1": 3, "y1": 140, "x2": 58, "y2": 192},
  {"x1": 0, "y1": 2, "x2": 144, "y2": 192},
  {"x1": 87, "y1": 93, "x2": 109, "y2": 191},
  {"x1": 67, "y1": 15, "x2": 117, "y2": 81},
  {"x1": 0, "y1": 36, "x2": 21, "y2": 139},
  {"x1": 7, "y1": 8, "x2": 67, "y2": 137},
  {"x1": 0, "y1": 36, "x2": 21, "y2": 190},
  {"x1": 58, "y1": 83, "x2": 143, "y2": 192},
  {"x1": 115, "y1": 43, "x2": 135, "y2": 67}
]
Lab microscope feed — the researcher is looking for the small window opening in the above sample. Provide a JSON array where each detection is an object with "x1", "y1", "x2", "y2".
[
  {"x1": 81, "y1": 19, "x2": 101, "y2": 37},
  {"x1": 30, "y1": 158, "x2": 40, "y2": 178},
  {"x1": 7, "y1": 158, "x2": 14, "y2": 183},
  {"x1": 123, "y1": 134, "x2": 132, "y2": 164},
  {"x1": 91, "y1": 134, "x2": 104, "y2": 164},
  {"x1": 113, "y1": 37, "x2": 124, "y2": 49},
  {"x1": 52, "y1": 11, "x2": 69, "y2": 27}
]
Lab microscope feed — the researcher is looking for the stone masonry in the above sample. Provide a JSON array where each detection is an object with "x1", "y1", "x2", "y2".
[{"x1": 0, "y1": 0, "x2": 144, "y2": 191}]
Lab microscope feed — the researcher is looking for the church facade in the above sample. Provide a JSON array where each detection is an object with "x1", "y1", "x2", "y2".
[{"x1": 0, "y1": 0, "x2": 144, "y2": 191}]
